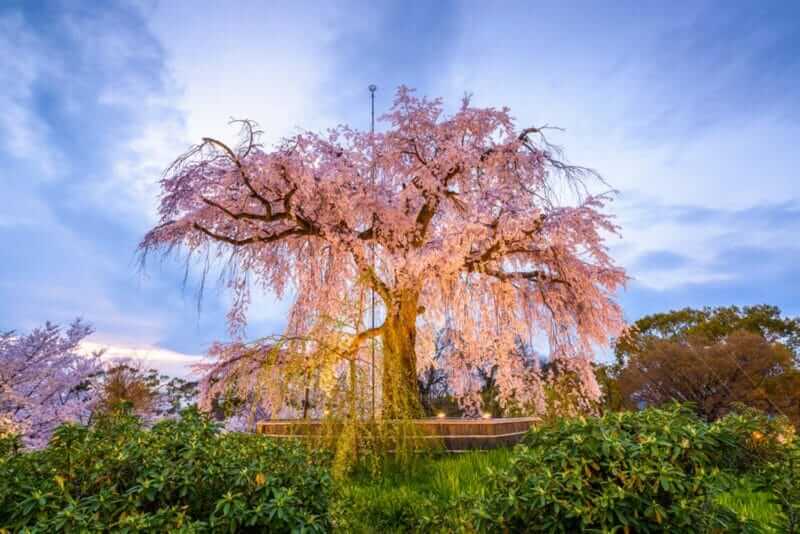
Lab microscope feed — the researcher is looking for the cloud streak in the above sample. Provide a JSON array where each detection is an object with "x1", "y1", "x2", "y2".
[{"x1": 80, "y1": 340, "x2": 203, "y2": 379}]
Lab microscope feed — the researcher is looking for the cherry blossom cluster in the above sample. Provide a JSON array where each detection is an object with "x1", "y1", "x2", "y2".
[{"x1": 0, "y1": 320, "x2": 102, "y2": 447}]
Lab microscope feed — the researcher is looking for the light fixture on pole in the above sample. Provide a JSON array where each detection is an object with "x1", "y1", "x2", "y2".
[{"x1": 369, "y1": 84, "x2": 377, "y2": 419}]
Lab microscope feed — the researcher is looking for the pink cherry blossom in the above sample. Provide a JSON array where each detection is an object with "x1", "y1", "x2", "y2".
[
  {"x1": 0, "y1": 320, "x2": 102, "y2": 447},
  {"x1": 141, "y1": 87, "x2": 626, "y2": 418}
]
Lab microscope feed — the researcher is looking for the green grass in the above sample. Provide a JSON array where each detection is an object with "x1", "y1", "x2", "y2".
[
  {"x1": 717, "y1": 477, "x2": 783, "y2": 532},
  {"x1": 332, "y1": 449, "x2": 512, "y2": 533},
  {"x1": 348, "y1": 448, "x2": 512, "y2": 499}
]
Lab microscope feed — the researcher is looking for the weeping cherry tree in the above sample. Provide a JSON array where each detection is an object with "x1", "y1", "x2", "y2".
[{"x1": 140, "y1": 87, "x2": 626, "y2": 420}]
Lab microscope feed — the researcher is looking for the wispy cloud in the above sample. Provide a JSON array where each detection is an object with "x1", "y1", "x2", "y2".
[
  {"x1": 433, "y1": 2, "x2": 799, "y2": 308},
  {"x1": 80, "y1": 340, "x2": 203, "y2": 379},
  {"x1": 0, "y1": 2, "x2": 230, "y2": 363},
  {"x1": 0, "y1": 11, "x2": 63, "y2": 176},
  {"x1": 2, "y1": 0, "x2": 799, "y2": 374}
]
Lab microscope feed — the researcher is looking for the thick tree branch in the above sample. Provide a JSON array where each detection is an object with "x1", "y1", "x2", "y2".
[
  {"x1": 348, "y1": 323, "x2": 385, "y2": 354},
  {"x1": 200, "y1": 197, "x2": 288, "y2": 223},
  {"x1": 481, "y1": 268, "x2": 569, "y2": 286},
  {"x1": 202, "y1": 136, "x2": 273, "y2": 209},
  {"x1": 412, "y1": 165, "x2": 461, "y2": 247},
  {"x1": 192, "y1": 222, "x2": 313, "y2": 246},
  {"x1": 353, "y1": 254, "x2": 391, "y2": 302},
  {"x1": 460, "y1": 214, "x2": 547, "y2": 272},
  {"x1": 361, "y1": 267, "x2": 391, "y2": 303}
]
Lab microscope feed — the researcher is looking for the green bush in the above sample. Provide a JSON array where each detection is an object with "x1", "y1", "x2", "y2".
[
  {"x1": 0, "y1": 408, "x2": 332, "y2": 532},
  {"x1": 710, "y1": 404, "x2": 796, "y2": 473},
  {"x1": 754, "y1": 444, "x2": 800, "y2": 533},
  {"x1": 0, "y1": 433, "x2": 22, "y2": 459},
  {"x1": 473, "y1": 405, "x2": 754, "y2": 533},
  {"x1": 3, "y1": 404, "x2": 792, "y2": 532}
]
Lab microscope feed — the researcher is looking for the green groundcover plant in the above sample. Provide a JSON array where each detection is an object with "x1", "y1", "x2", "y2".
[
  {"x1": 0, "y1": 408, "x2": 331, "y2": 533},
  {"x1": 472, "y1": 405, "x2": 795, "y2": 533}
]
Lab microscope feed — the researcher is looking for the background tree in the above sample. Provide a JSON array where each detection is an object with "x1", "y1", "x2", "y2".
[
  {"x1": 157, "y1": 374, "x2": 199, "y2": 416},
  {"x1": 616, "y1": 305, "x2": 800, "y2": 365},
  {"x1": 611, "y1": 305, "x2": 800, "y2": 425},
  {"x1": 417, "y1": 330, "x2": 452, "y2": 415},
  {"x1": 96, "y1": 361, "x2": 157, "y2": 416},
  {"x1": 141, "y1": 87, "x2": 626, "y2": 419},
  {"x1": 97, "y1": 360, "x2": 200, "y2": 419},
  {"x1": 594, "y1": 362, "x2": 626, "y2": 412},
  {"x1": 0, "y1": 320, "x2": 102, "y2": 447}
]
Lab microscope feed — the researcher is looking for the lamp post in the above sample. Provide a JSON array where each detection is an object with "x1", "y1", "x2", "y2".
[{"x1": 369, "y1": 84, "x2": 377, "y2": 419}]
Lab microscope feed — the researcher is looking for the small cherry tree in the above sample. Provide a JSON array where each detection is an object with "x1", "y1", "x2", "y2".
[
  {"x1": 141, "y1": 87, "x2": 626, "y2": 418},
  {"x1": 0, "y1": 320, "x2": 102, "y2": 447}
]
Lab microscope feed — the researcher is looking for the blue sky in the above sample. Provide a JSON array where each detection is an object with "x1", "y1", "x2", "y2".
[{"x1": 2, "y1": 0, "x2": 799, "y2": 375}]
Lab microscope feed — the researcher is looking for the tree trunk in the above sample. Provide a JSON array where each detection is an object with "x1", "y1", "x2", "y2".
[{"x1": 381, "y1": 290, "x2": 422, "y2": 419}]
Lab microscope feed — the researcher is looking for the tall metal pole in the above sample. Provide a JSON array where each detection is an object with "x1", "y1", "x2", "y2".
[{"x1": 369, "y1": 84, "x2": 377, "y2": 419}]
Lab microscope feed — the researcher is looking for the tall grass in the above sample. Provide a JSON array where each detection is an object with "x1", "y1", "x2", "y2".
[
  {"x1": 425, "y1": 448, "x2": 514, "y2": 500},
  {"x1": 717, "y1": 477, "x2": 783, "y2": 532},
  {"x1": 332, "y1": 449, "x2": 512, "y2": 533}
]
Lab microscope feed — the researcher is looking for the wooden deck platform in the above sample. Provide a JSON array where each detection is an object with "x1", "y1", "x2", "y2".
[{"x1": 256, "y1": 417, "x2": 536, "y2": 451}]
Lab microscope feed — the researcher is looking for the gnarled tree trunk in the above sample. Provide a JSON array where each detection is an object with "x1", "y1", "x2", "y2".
[{"x1": 381, "y1": 289, "x2": 422, "y2": 419}]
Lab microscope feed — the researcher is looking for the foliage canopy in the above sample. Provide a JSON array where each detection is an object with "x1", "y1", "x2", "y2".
[{"x1": 610, "y1": 305, "x2": 800, "y2": 424}]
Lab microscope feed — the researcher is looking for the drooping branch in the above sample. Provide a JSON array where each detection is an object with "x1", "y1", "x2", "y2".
[{"x1": 199, "y1": 197, "x2": 287, "y2": 223}]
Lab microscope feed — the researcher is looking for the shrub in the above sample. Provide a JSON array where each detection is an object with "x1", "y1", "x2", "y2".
[
  {"x1": 473, "y1": 405, "x2": 753, "y2": 533},
  {"x1": 710, "y1": 403, "x2": 796, "y2": 472},
  {"x1": 0, "y1": 408, "x2": 331, "y2": 532},
  {"x1": 0, "y1": 433, "x2": 21, "y2": 459},
  {"x1": 755, "y1": 444, "x2": 800, "y2": 533}
]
